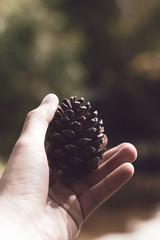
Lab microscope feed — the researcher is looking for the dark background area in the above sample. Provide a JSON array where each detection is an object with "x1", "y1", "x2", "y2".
[{"x1": 0, "y1": 0, "x2": 160, "y2": 238}]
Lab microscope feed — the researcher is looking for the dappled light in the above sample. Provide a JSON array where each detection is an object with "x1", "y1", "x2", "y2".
[{"x1": 0, "y1": 0, "x2": 160, "y2": 239}]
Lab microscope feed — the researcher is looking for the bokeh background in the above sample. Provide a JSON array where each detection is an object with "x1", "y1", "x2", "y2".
[{"x1": 0, "y1": 0, "x2": 160, "y2": 239}]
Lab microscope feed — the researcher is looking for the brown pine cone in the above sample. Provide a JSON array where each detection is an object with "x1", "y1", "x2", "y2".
[{"x1": 46, "y1": 96, "x2": 106, "y2": 179}]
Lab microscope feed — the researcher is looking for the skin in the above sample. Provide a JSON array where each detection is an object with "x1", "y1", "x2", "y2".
[{"x1": 0, "y1": 94, "x2": 137, "y2": 240}]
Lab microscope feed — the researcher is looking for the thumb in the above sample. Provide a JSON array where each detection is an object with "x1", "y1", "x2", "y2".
[
  {"x1": 0, "y1": 94, "x2": 59, "y2": 201},
  {"x1": 20, "y1": 93, "x2": 59, "y2": 145}
]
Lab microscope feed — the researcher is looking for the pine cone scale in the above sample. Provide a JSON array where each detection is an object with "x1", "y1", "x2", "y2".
[{"x1": 46, "y1": 96, "x2": 106, "y2": 179}]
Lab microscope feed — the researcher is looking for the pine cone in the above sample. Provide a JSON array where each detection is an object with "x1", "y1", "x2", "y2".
[{"x1": 46, "y1": 96, "x2": 106, "y2": 179}]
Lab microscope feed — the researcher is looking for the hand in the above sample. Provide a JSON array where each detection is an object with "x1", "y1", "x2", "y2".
[{"x1": 0, "y1": 94, "x2": 137, "y2": 240}]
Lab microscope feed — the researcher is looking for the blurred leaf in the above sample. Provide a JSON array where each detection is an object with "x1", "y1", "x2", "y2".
[{"x1": 0, "y1": 0, "x2": 160, "y2": 173}]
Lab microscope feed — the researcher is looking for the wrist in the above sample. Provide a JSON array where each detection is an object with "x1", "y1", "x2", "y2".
[
  {"x1": 0, "y1": 199, "x2": 42, "y2": 240},
  {"x1": 0, "y1": 216, "x2": 42, "y2": 240}
]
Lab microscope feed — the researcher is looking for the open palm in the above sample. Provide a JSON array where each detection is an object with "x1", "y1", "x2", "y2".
[{"x1": 0, "y1": 94, "x2": 137, "y2": 240}]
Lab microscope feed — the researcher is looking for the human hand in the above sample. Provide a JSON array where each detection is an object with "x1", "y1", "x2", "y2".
[{"x1": 0, "y1": 94, "x2": 137, "y2": 240}]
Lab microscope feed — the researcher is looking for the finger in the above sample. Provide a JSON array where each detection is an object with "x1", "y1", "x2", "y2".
[
  {"x1": 79, "y1": 162, "x2": 134, "y2": 219},
  {"x1": 99, "y1": 142, "x2": 136, "y2": 166},
  {"x1": 0, "y1": 94, "x2": 58, "y2": 203},
  {"x1": 88, "y1": 143, "x2": 137, "y2": 186},
  {"x1": 71, "y1": 143, "x2": 137, "y2": 197},
  {"x1": 19, "y1": 93, "x2": 59, "y2": 145}
]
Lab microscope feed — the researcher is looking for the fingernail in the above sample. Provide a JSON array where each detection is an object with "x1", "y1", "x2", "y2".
[{"x1": 41, "y1": 93, "x2": 59, "y2": 106}]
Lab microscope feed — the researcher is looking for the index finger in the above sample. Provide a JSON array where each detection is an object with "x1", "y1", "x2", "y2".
[{"x1": 79, "y1": 162, "x2": 134, "y2": 220}]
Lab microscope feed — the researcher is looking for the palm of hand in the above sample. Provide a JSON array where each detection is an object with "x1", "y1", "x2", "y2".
[
  {"x1": 0, "y1": 142, "x2": 82, "y2": 240},
  {"x1": 36, "y1": 142, "x2": 136, "y2": 240},
  {"x1": 0, "y1": 141, "x2": 135, "y2": 240},
  {"x1": 0, "y1": 95, "x2": 137, "y2": 240}
]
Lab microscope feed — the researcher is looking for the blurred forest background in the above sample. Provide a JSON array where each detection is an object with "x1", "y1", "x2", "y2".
[{"x1": 0, "y1": 0, "x2": 160, "y2": 239}]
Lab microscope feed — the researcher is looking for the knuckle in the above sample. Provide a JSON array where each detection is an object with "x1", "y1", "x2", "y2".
[
  {"x1": 26, "y1": 108, "x2": 38, "y2": 120},
  {"x1": 26, "y1": 107, "x2": 46, "y2": 123},
  {"x1": 15, "y1": 136, "x2": 30, "y2": 149}
]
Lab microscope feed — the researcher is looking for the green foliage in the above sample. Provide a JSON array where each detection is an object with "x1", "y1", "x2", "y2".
[
  {"x1": 0, "y1": 0, "x2": 160, "y2": 172},
  {"x1": 0, "y1": 0, "x2": 88, "y2": 157}
]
